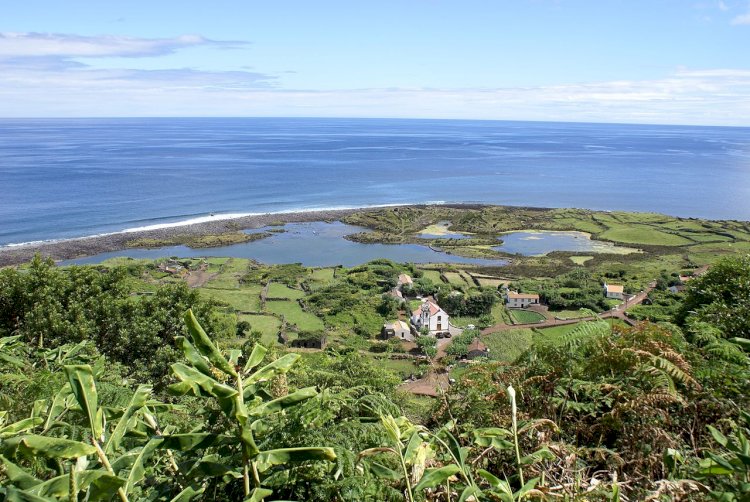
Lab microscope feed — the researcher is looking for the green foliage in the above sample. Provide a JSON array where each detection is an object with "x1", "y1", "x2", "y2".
[
  {"x1": 416, "y1": 336, "x2": 437, "y2": 359},
  {"x1": 678, "y1": 254, "x2": 750, "y2": 339},
  {"x1": 445, "y1": 330, "x2": 479, "y2": 358},
  {"x1": 626, "y1": 289, "x2": 682, "y2": 322},
  {"x1": 378, "y1": 294, "x2": 402, "y2": 318},
  {"x1": 3, "y1": 247, "x2": 750, "y2": 500},
  {"x1": 438, "y1": 289, "x2": 498, "y2": 317},
  {"x1": 242, "y1": 263, "x2": 307, "y2": 287},
  {"x1": 509, "y1": 309, "x2": 545, "y2": 324},
  {"x1": 0, "y1": 256, "x2": 227, "y2": 389},
  {"x1": 698, "y1": 409, "x2": 750, "y2": 500},
  {"x1": 512, "y1": 267, "x2": 610, "y2": 312}
]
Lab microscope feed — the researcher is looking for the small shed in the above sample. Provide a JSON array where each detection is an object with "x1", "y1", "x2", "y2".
[
  {"x1": 388, "y1": 287, "x2": 404, "y2": 299},
  {"x1": 397, "y1": 274, "x2": 414, "y2": 287},
  {"x1": 466, "y1": 338, "x2": 489, "y2": 360},
  {"x1": 382, "y1": 320, "x2": 414, "y2": 342},
  {"x1": 290, "y1": 334, "x2": 327, "y2": 349}
]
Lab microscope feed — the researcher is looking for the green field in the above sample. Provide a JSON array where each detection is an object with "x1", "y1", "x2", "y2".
[
  {"x1": 204, "y1": 257, "x2": 231, "y2": 265},
  {"x1": 443, "y1": 271, "x2": 471, "y2": 288},
  {"x1": 551, "y1": 309, "x2": 594, "y2": 320},
  {"x1": 458, "y1": 270, "x2": 475, "y2": 286},
  {"x1": 202, "y1": 258, "x2": 250, "y2": 289},
  {"x1": 532, "y1": 323, "x2": 581, "y2": 345},
  {"x1": 265, "y1": 300, "x2": 325, "y2": 331},
  {"x1": 238, "y1": 313, "x2": 282, "y2": 346},
  {"x1": 419, "y1": 269, "x2": 444, "y2": 284},
  {"x1": 310, "y1": 267, "x2": 336, "y2": 281},
  {"x1": 570, "y1": 255, "x2": 593, "y2": 265},
  {"x1": 509, "y1": 309, "x2": 546, "y2": 324},
  {"x1": 267, "y1": 282, "x2": 306, "y2": 299},
  {"x1": 599, "y1": 225, "x2": 694, "y2": 246},
  {"x1": 482, "y1": 328, "x2": 534, "y2": 362},
  {"x1": 381, "y1": 358, "x2": 418, "y2": 378},
  {"x1": 203, "y1": 273, "x2": 240, "y2": 289},
  {"x1": 450, "y1": 315, "x2": 482, "y2": 328},
  {"x1": 473, "y1": 275, "x2": 506, "y2": 288},
  {"x1": 201, "y1": 285, "x2": 262, "y2": 312}
]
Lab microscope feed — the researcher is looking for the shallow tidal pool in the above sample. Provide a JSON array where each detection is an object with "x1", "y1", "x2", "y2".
[
  {"x1": 494, "y1": 230, "x2": 639, "y2": 256},
  {"x1": 63, "y1": 221, "x2": 509, "y2": 267}
]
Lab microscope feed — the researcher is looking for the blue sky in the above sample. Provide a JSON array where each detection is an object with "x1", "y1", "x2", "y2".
[{"x1": 1, "y1": 1, "x2": 749, "y2": 125}]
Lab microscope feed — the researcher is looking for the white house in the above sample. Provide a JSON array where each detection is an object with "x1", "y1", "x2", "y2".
[
  {"x1": 603, "y1": 283, "x2": 624, "y2": 300},
  {"x1": 505, "y1": 291, "x2": 540, "y2": 308},
  {"x1": 411, "y1": 300, "x2": 449, "y2": 334},
  {"x1": 382, "y1": 320, "x2": 414, "y2": 341}
]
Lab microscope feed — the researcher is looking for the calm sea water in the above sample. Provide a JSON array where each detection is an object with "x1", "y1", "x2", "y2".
[{"x1": 1, "y1": 118, "x2": 749, "y2": 246}]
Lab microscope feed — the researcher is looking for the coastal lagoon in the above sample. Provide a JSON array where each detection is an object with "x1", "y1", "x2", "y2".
[
  {"x1": 494, "y1": 230, "x2": 639, "y2": 256},
  {"x1": 63, "y1": 221, "x2": 508, "y2": 267}
]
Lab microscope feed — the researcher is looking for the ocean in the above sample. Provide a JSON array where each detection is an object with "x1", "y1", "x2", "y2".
[{"x1": 1, "y1": 117, "x2": 749, "y2": 247}]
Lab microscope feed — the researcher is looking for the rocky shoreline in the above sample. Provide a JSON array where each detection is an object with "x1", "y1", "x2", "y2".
[{"x1": 0, "y1": 207, "x2": 374, "y2": 267}]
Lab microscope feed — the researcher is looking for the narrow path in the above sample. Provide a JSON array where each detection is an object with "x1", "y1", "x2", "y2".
[{"x1": 185, "y1": 264, "x2": 216, "y2": 288}]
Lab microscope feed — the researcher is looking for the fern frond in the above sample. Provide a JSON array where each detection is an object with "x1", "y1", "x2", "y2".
[
  {"x1": 561, "y1": 320, "x2": 610, "y2": 349},
  {"x1": 646, "y1": 354, "x2": 700, "y2": 390}
]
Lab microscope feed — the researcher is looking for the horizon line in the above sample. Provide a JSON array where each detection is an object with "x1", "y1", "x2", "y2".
[{"x1": 0, "y1": 115, "x2": 747, "y2": 129}]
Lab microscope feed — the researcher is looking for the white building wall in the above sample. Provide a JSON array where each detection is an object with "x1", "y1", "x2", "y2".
[
  {"x1": 411, "y1": 306, "x2": 449, "y2": 333},
  {"x1": 506, "y1": 296, "x2": 538, "y2": 308}
]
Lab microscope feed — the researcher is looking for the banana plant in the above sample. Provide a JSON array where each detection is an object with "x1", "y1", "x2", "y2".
[
  {"x1": 699, "y1": 409, "x2": 750, "y2": 501},
  {"x1": 358, "y1": 415, "x2": 435, "y2": 502},
  {"x1": 0, "y1": 364, "x2": 166, "y2": 501},
  {"x1": 166, "y1": 309, "x2": 335, "y2": 501},
  {"x1": 360, "y1": 385, "x2": 555, "y2": 501}
]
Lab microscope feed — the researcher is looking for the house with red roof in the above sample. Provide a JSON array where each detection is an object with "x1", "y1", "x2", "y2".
[
  {"x1": 410, "y1": 300, "x2": 449, "y2": 334},
  {"x1": 603, "y1": 283, "x2": 624, "y2": 300}
]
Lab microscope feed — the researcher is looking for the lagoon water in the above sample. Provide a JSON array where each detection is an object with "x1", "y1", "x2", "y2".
[
  {"x1": 63, "y1": 221, "x2": 508, "y2": 267},
  {"x1": 494, "y1": 231, "x2": 637, "y2": 256},
  {"x1": 2, "y1": 117, "x2": 749, "y2": 246}
]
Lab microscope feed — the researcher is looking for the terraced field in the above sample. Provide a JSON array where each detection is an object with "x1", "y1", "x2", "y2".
[
  {"x1": 509, "y1": 309, "x2": 546, "y2": 324},
  {"x1": 265, "y1": 300, "x2": 325, "y2": 331},
  {"x1": 238, "y1": 313, "x2": 282, "y2": 345},
  {"x1": 201, "y1": 286, "x2": 262, "y2": 312},
  {"x1": 267, "y1": 282, "x2": 305, "y2": 299}
]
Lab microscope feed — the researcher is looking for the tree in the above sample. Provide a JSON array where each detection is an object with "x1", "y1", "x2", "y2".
[
  {"x1": 416, "y1": 336, "x2": 437, "y2": 359},
  {"x1": 0, "y1": 256, "x2": 229, "y2": 390},
  {"x1": 378, "y1": 294, "x2": 401, "y2": 317},
  {"x1": 677, "y1": 255, "x2": 750, "y2": 339},
  {"x1": 236, "y1": 320, "x2": 252, "y2": 337}
]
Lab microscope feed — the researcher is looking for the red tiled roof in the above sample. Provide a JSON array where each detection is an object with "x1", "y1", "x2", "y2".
[
  {"x1": 412, "y1": 301, "x2": 442, "y2": 317},
  {"x1": 605, "y1": 284, "x2": 624, "y2": 293}
]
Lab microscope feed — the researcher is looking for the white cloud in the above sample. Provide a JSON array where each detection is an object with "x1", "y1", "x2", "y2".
[
  {"x1": 0, "y1": 32, "x2": 245, "y2": 58},
  {"x1": 718, "y1": 0, "x2": 729, "y2": 11},
  {"x1": 0, "y1": 58, "x2": 748, "y2": 125},
  {"x1": 731, "y1": 11, "x2": 750, "y2": 23}
]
